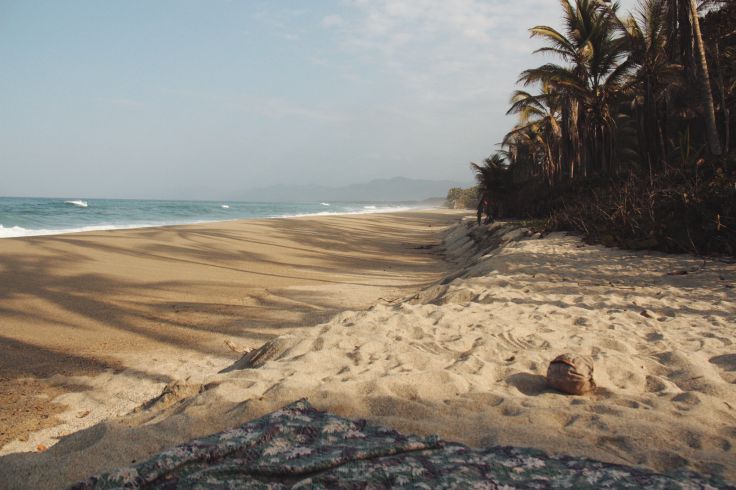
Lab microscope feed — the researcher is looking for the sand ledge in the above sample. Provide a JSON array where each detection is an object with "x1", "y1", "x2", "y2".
[{"x1": 2, "y1": 217, "x2": 736, "y2": 488}]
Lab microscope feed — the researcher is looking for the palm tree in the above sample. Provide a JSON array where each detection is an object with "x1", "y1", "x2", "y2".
[
  {"x1": 620, "y1": 0, "x2": 684, "y2": 174},
  {"x1": 520, "y1": 0, "x2": 631, "y2": 177},
  {"x1": 502, "y1": 124, "x2": 546, "y2": 182},
  {"x1": 662, "y1": 0, "x2": 724, "y2": 155},
  {"x1": 471, "y1": 153, "x2": 508, "y2": 194},
  {"x1": 506, "y1": 86, "x2": 563, "y2": 183},
  {"x1": 687, "y1": 0, "x2": 722, "y2": 155}
]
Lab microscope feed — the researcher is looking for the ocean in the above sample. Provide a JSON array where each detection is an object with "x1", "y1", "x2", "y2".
[{"x1": 0, "y1": 197, "x2": 424, "y2": 238}]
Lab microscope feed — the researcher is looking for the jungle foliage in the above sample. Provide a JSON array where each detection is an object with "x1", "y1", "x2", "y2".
[{"x1": 471, "y1": 0, "x2": 735, "y2": 255}]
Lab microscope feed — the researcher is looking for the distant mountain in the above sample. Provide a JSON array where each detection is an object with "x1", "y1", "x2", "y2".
[{"x1": 241, "y1": 177, "x2": 472, "y2": 203}]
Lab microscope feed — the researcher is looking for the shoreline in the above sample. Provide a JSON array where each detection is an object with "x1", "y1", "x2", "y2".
[
  {"x1": 0, "y1": 203, "x2": 435, "y2": 239},
  {"x1": 1, "y1": 213, "x2": 735, "y2": 487}
]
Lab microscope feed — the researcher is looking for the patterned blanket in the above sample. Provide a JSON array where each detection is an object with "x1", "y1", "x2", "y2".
[{"x1": 72, "y1": 400, "x2": 731, "y2": 489}]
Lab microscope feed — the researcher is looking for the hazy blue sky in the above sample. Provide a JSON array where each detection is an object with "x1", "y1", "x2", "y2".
[{"x1": 1, "y1": 0, "x2": 637, "y2": 199}]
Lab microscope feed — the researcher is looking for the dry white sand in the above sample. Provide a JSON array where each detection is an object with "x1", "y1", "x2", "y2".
[{"x1": 2, "y1": 217, "x2": 735, "y2": 488}]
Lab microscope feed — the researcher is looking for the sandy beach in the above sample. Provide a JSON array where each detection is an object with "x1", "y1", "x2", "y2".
[
  {"x1": 1, "y1": 212, "x2": 735, "y2": 488},
  {"x1": 0, "y1": 211, "x2": 459, "y2": 455}
]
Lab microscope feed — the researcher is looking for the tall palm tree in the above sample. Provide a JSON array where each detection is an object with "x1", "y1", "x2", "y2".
[
  {"x1": 500, "y1": 129, "x2": 535, "y2": 183},
  {"x1": 520, "y1": 0, "x2": 631, "y2": 177},
  {"x1": 687, "y1": 0, "x2": 722, "y2": 155},
  {"x1": 662, "y1": 0, "x2": 723, "y2": 155},
  {"x1": 621, "y1": 0, "x2": 684, "y2": 174},
  {"x1": 470, "y1": 153, "x2": 509, "y2": 196},
  {"x1": 506, "y1": 86, "x2": 563, "y2": 182},
  {"x1": 502, "y1": 123, "x2": 547, "y2": 182},
  {"x1": 504, "y1": 86, "x2": 562, "y2": 183}
]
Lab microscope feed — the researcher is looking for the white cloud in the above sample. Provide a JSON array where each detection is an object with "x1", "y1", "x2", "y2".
[
  {"x1": 335, "y1": 0, "x2": 563, "y2": 109},
  {"x1": 321, "y1": 14, "x2": 344, "y2": 28},
  {"x1": 338, "y1": 0, "x2": 639, "y2": 110},
  {"x1": 313, "y1": 0, "x2": 638, "y2": 166},
  {"x1": 252, "y1": 7, "x2": 307, "y2": 41}
]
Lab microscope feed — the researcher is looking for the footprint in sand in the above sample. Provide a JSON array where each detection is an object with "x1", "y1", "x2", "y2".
[
  {"x1": 311, "y1": 337, "x2": 325, "y2": 351},
  {"x1": 684, "y1": 431, "x2": 703, "y2": 449},
  {"x1": 648, "y1": 451, "x2": 689, "y2": 472},
  {"x1": 662, "y1": 308, "x2": 677, "y2": 318},
  {"x1": 671, "y1": 391, "x2": 703, "y2": 410},
  {"x1": 709, "y1": 354, "x2": 736, "y2": 384},
  {"x1": 703, "y1": 333, "x2": 733, "y2": 347},
  {"x1": 612, "y1": 399, "x2": 642, "y2": 409},
  {"x1": 645, "y1": 375, "x2": 669, "y2": 393},
  {"x1": 506, "y1": 372, "x2": 547, "y2": 396},
  {"x1": 599, "y1": 337, "x2": 634, "y2": 353},
  {"x1": 590, "y1": 404, "x2": 624, "y2": 416},
  {"x1": 597, "y1": 435, "x2": 636, "y2": 461},
  {"x1": 501, "y1": 401, "x2": 524, "y2": 417}
]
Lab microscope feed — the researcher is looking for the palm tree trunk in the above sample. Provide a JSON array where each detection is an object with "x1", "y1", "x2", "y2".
[
  {"x1": 688, "y1": 0, "x2": 722, "y2": 155},
  {"x1": 660, "y1": 96, "x2": 670, "y2": 171},
  {"x1": 677, "y1": 0, "x2": 696, "y2": 82},
  {"x1": 570, "y1": 100, "x2": 581, "y2": 179},
  {"x1": 545, "y1": 145, "x2": 555, "y2": 184},
  {"x1": 576, "y1": 109, "x2": 587, "y2": 177},
  {"x1": 645, "y1": 77, "x2": 663, "y2": 172},
  {"x1": 561, "y1": 103, "x2": 572, "y2": 180},
  {"x1": 713, "y1": 41, "x2": 730, "y2": 154}
]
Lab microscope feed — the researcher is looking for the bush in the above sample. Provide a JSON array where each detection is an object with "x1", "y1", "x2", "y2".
[
  {"x1": 446, "y1": 186, "x2": 479, "y2": 209},
  {"x1": 544, "y1": 167, "x2": 736, "y2": 255}
]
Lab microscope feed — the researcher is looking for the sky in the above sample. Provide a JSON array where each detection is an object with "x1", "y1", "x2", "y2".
[{"x1": 0, "y1": 0, "x2": 637, "y2": 200}]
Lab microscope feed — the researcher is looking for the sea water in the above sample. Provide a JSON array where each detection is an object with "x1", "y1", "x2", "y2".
[{"x1": 0, "y1": 197, "x2": 423, "y2": 238}]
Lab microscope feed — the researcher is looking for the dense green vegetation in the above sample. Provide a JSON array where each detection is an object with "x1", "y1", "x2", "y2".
[
  {"x1": 469, "y1": 0, "x2": 735, "y2": 255},
  {"x1": 445, "y1": 186, "x2": 480, "y2": 209}
]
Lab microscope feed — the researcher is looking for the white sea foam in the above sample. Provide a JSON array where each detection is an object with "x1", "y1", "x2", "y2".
[
  {"x1": 0, "y1": 223, "x2": 162, "y2": 239},
  {"x1": 274, "y1": 205, "x2": 415, "y2": 219},
  {"x1": 0, "y1": 204, "x2": 428, "y2": 239},
  {"x1": 320, "y1": 202, "x2": 330, "y2": 206},
  {"x1": 64, "y1": 200, "x2": 88, "y2": 208},
  {"x1": 221, "y1": 204, "x2": 230, "y2": 209}
]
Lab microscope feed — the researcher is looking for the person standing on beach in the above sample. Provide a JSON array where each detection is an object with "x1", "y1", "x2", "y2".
[
  {"x1": 484, "y1": 195, "x2": 494, "y2": 224},
  {"x1": 477, "y1": 193, "x2": 490, "y2": 225}
]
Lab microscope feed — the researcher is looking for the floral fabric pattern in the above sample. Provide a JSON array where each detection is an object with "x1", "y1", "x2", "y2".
[{"x1": 71, "y1": 400, "x2": 732, "y2": 489}]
